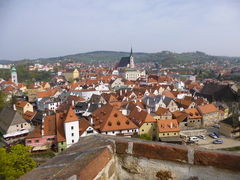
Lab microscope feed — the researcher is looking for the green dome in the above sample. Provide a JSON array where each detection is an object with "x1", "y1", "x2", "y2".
[{"x1": 11, "y1": 67, "x2": 16, "y2": 71}]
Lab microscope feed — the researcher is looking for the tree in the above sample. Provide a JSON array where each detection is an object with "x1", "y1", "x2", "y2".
[
  {"x1": 139, "y1": 133, "x2": 152, "y2": 141},
  {"x1": 0, "y1": 90, "x2": 7, "y2": 111},
  {"x1": 0, "y1": 144, "x2": 37, "y2": 180}
]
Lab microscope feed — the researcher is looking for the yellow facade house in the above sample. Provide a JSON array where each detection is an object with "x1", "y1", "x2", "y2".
[
  {"x1": 16, "y1": 100, "x2": 34, "y2": 115},
  {"x1": 157, "y1": 119, "x2": 180, "y2": 140},
  {"x1": 129, "y1": 107, "x2": 157, "y2": 139}
]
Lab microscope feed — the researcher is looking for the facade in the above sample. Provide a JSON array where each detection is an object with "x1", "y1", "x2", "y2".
[
  {"x1": 156, "y1": 119, "x2": 180, "y2": 140},
  {"x1": 197, "y1": 104, "x2": 219, "y2": 127},
  {"x1": 0, "y1": 106, "x2": 31, "y2": 139},
  {"x1": 219, "y1": 117, "x2": 240, "y2": 138},
  {"x1": 16, "y1": 101, "x2": 34, "y2": 115},
  {"x1": 64, "y1": 106, "x2": 80, "y2": 148}
]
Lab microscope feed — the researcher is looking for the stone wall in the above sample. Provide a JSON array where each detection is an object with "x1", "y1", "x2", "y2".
[{"x1": 20, "y1": 135, "x2": 240, "y2": 180}]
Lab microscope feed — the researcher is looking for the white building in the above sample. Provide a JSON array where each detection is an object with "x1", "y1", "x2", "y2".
[{"x1": 64, "y1": 106, "x2": 80, "y2": 148}]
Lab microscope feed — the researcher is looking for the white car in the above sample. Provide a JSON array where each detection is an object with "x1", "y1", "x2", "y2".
[{"x1": 189, "y1": 136, "x2": 199, "y2": 142}]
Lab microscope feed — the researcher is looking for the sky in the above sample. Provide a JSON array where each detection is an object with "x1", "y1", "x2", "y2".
[{"x1": 0, "y1": 0, "x2": 240, "y2": 60}]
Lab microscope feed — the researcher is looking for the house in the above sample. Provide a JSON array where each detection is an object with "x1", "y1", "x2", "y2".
[
  {"x1": 64, "y1": 106, "x2": 80, "y2": 148},
  {"x1": 25, "y1": 115, "x2": 56, "y2": 151},
  {"x1": 0, "y1": 106, "x2": 31, "y2": 139},
  {"x1": 16, "y1": 100, "x2": 34, "y2": 115},
  {"x1": 129, "y1": 107, "x2": 156, "y2": 139},
  {"x1": 219, "y1": 116, "x2": 240, "y2": 138},
  {"x1": 156, "y1": 119, "x2": 180, "y2": 140},
  {"x1": 79, "y1": 118, "x2": 98, "y2": 137},
  {"x1": 91, "y1": 104, "x2": 138, "y2": 136},
  {"x1": 175, "y1": 99, "x2": 195, "y2": 110},
  {"x1": 154, "y1": 107, "x2": 172, "y2": 120},
  {"x1": 184, "y1": 108, "x2": 202, "y2": 129},
  {"x1": 197, "y1": 104, "x2": 219, "y2": 127},
  {"x1": 110, "y1": 78, "x2": 125, "y2": 90}
]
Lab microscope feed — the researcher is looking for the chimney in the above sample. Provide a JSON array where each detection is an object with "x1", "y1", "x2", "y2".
[
  {"x1": 72, "y1": 100, "x2": 75, "y2": 106},
  {"x1": 13, "y1": 104, "x2": 16, "y2": 111},
  {"x1": 90, "y1": 116, "x2": 93, "y2": 125},
  {"x1": 120, "y1": 89, "x2": 122, "y2": 96},
  {"x1": 147, "y1": 108, "x2": 151, "y2": 114},
  {"x1": 170, "y1": 122, "x2": 173, "y2": 128},
  {"x1": 147, "y1": 98, "x2": 150, "y2": 105}
]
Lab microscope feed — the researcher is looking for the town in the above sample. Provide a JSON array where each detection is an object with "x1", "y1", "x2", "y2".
[{"x1": 0, "y1": 49, "x2": 239, "y2": 157}]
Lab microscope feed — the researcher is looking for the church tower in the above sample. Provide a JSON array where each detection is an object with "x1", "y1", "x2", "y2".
[
  {"x1": 129, "y1": 47, "x2": 135, "y2": 68},
  {"x1": 11, "y1": 66, "x2": 18, "y2": 85}
]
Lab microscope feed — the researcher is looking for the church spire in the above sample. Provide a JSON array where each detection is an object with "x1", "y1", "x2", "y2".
[{"x1": 130, "y1": 47, "x2": 133, "y2": 56}]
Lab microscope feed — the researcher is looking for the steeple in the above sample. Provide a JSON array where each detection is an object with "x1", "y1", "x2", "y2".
[
  {"x1": 129, "y1": 47, "x2": 135, "y2": 68},
  {"x1": 130, "y1": 47, "x2": 133, "y2": 57}
]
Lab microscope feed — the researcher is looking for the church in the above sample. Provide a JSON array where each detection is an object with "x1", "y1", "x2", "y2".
[
  {"x1": 116, "y1": 48, "x2": 135, "y2": 69},
  {"x1": 117, "y1": 48, "x2": 145, "y2": 81}
]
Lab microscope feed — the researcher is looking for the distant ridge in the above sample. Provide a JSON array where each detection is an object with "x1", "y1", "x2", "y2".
[{"x1": 1, "y1": 51, "x2": 240, "y2": 66}]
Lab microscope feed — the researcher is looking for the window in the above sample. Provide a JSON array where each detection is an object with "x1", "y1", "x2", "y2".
[
  {"x1": 163, "y1": 133, "x2": 165, "y2": 136},
  {"x1": 16, "y1": 125, "x2": 18, "y2": 127},
  {"x1": 167, "y1": 133, "x2": 169, "y2": 135},
  {"x1": 21, "y1": 124, "x2": 23, "y2": 128},
  {"x1": 61, "y1": 148, "x2": 64, "y2": 152},
  {"x1": 87, "y1": 130, "x2": 93, "y2": 134},
  {"x1": 105, "y1": 132, "x2": 108, "y2": 135},
  {"x1": 174, "y1": 133, "x2": 176, "y2": 135},
  {"x1": 112, "y1": 131, "x2": 115, "y2": 134},
  {"x1": 147, "y1": 123, "x2": 148, "y2": 125},
  {"x1": 27, "y1": 140, "x2": 32, "y2": 143},
  {"x1": 71, "y1": 126, "x2": 74, "y2": 130},
  {"x1": 72, "y1": 139, "x2": 74, "y2": 143},
  {"x1": 61, "y1": 142, "x2": 64, "y2": 145},
  {"x1": 142, "y1": 129, "x2": 144, "y2": 132},
  {"x1": 72, "y1": 133, "x2": 74, "y2": 136},
  {"x1": 35, "y1": 140, "x2": 39, "y2": 143}
]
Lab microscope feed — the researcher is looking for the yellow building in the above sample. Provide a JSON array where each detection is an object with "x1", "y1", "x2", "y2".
[
  {"x1": 73, "y1": 69, "x2": 80, "y2": 79},
  {"x1": 129, "y1": 108, "x2": 156, "y2": 139},
  {"x1": 156, "y1": 119, "x2": 180, "y2": 140},
  {"x1": 16, "y1": 101, "x2": 34, "y2": 115}
]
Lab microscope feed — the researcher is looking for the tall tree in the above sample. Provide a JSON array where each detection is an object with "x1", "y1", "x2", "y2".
[
  {"x1": 0, "y1": 90, "x2": 7, "y2": 111},
  {"x1": 0, "y1": 144, "x2": 37, "y2": 180}
]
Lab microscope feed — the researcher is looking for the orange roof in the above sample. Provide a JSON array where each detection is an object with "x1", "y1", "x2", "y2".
[
  {"x1": 23, "y1": 111, "x2": 36, "y2": 121},
  {"x1": 155, "y1": 107, "x2": 171, "y2": 116},
  {"x1": 92, "y1": 104, "x2": 138, "y2": 132},
  {"x1": 37, "y1": 88, "x2": 58, "y2": 98},
  {"x1": 185, "y1": 108, "x2": 202, "y2": 119},
  {"x1": 157, "y1": 119, "x2": 180, "y2": 133},
  {"x1": 162, "y1": 90, "x2": 175, "y2": 99},
  {"x1": 44, "y1": 115, "x2": 56, "y2": 136},
  {"x1": 79, "y1": 118, "x2": 95, "y2": 136},
  {"x1": 129, "y1": 107, "x2": 156, "y2": 127},
  {"x1": 56, "y1": 112, "x2": 66, "y2": 142},
  {"x1": 16, "y1": 100, "x2": 28, "y2": 108},
  {"x1": 64, "y1": 106, "x2": 78, "y2": 123},
  {"x1": 198, "y1": 104, "x2": 218, "y2": 114}
]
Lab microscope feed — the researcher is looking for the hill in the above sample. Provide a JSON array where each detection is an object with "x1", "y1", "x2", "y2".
[{"x1": 2, "y1": 51, "x2": 240, "y2": 66}]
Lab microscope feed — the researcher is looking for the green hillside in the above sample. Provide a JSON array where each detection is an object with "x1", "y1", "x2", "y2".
[{"x1": 2, "y1": 51, "x2": 240, "y2": 67}]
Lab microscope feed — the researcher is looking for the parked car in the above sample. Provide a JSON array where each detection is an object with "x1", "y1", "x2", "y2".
[
  {"x1": 213, "y1": 132, "x2": 220, "y2": 138},
  {"x1": 213, "y1": 139, "x2": 223, "y2": 144},
  {"x1": 189, "y1": 136, "x2": 199, "y2": 142},
  {"x1": 212, "y1": 124, "x2": 220, "y2": 129},
  {"x1": 209, "y1": 133, "x2": 218, "y2": 139},
  {"x1": 198, "y1": 135, "x2": 206, "y2": 140}
]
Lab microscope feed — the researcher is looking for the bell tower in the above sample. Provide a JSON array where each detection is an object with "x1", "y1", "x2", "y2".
[{"x1": 11, "y1": 66, "x2": 18, "y2": 85}]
